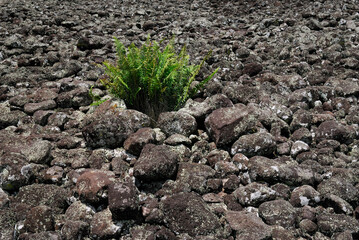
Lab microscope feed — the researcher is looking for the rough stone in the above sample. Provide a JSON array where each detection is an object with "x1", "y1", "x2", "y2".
[
  {"x1": 258, "y1": 199, "x2": 297, "y2": 228},
  {"x1": 160, "y1": 192, "x2": 224, "y2": 237},
  {"x1": 133, "y1": 144, "x2": 180, "y2": 181},
  {"x1": 225, "y1": 211, "x2": 272, "y2": 240},
  {"x1": 157, "y1": 111, "x2": 197, "y2": 137}
]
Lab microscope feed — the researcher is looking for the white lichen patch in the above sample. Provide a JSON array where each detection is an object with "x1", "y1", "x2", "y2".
[{"x1": 299, "y1": 196, "x2": 310, "y2": 206}]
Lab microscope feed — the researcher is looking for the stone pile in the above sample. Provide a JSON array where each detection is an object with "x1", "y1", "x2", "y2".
[{"x1": 1, "y1": 0, "x2": 359, "y2": 239}]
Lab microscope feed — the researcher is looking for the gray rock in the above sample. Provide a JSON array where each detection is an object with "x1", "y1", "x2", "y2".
[
  {"x1": 176, "y1": 162, "x2": 216, "y2": 194},
  {"x1": 24, "y1": 100, "x2": 57, "y2": 114},
  {"x1": 317, "y1": 213, "x2": 359, "y2": 236},
  {"x1": 290, "y1": 185, "x2": 320, "y2": 207},
  {"x1": 90, "y1": 208, "x2": 120, "y2": 239},
  {"x1": 258, "y1": 199, "x2": 297, "y2": 228},
  {"x1": 231, "y1": 131, "x2": 276, "y2": 157},
  {"x1": 82, "y1": 101, "x2": 151, "y2": 148},
  {"x1": 157, "y1": 111, "x2": 197, "y2": 137},
  {"x1": 317, "y1": 177, "x2": 359, "y2": 205},
  {"x1": 233, "y1": 182, "x2": 277, "y2": 206}
]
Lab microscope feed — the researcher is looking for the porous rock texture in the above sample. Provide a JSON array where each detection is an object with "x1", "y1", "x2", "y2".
[{"x1": 1, "y1": 0, "x2": 359, "y2": 239}]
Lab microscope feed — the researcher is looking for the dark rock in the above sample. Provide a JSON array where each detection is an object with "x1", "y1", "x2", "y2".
[
  {"x1": 315, "y1": 120, "x2": 355, "y2": 144},
  {"x1": 248, "y1": 156, "x2": 316, "y2": 186},
  {"x1": 64, "y1": 201, "x2": 95, "y2": 223},
  {"x1": 0, "y1": 188, "x2": 9, "y2": 208},
  {"x1": 242, "y1": 62, "x2": 263, "y2": 76},
  {"x1": 47, "y1": 112, "x2": 69, "y2": 129},
  {"x1": 321, "y1": 194, "x2": 353, "y2": 215},
  {"x1": 178, "y1": 94, "x2": 233, "y2": 119},
  {"x1": 43, "y1": 166, "x2": 64, "y2": 183},
  {"x1": 124, "y1": 127, "x2": 156, "y2": 155},
  {"x1": 133, "y1": 144, "x2": 180, "y2": 181},
  {"x1": 33, "y1": 110, "x2": 54, "y2": 126},
  {"x1": 160, "y1": 192, "x2": 224, "y2": 237},
  {"x1": 157, "y1": 111, "x2": 197, "y2": 137},
  {"x1": 206, "y1": 149, "x2": 231, "y2": 168},
  {"x1": 299, "y1": 219, "x2": 318, "y2": 235},
  {"x1": 290, "y1": 127, "x2": 312, "y2": 144},
  {"x1": 14, "y1": 184, "x2": 68, "y2": 212},
  {"x1": 0, "y1": 209, "x2": 16, "y2": 239},
  {"x1": 290, "y1": 140, "x2": 310, "y2": 158},
  {"x1": 0, "y1": 110, "x2": 27, "y2": 129},
  {"x1": 317, "y1": 213, "x2": 359, "y2": 236},
  {"x1": 317, "y1": 177, "x2": 359, "y2": 205},
  {"x1": 18, "y1": 232, "x2": 61, "y2": 240},
  {"x1": 24, "y1": 205, "x2": 54, "y2": 233},
  {"x1": 56, "y1": 86, "x2": 92, "y2": 108},
  {"x1": 164, "y1": 134, "x2": 192, "y2": 146},
  {"x1": 108, "y1": 180, "x2": 139, "y2": 219}
]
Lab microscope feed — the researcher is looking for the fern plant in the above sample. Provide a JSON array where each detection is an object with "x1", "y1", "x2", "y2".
[{"x1": 99, "y1": 36, "x2": 218, "y2": 120}]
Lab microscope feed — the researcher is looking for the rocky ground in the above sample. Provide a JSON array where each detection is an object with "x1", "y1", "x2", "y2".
[{"x1": 1, "y1": 0, "x2": 359, "y2": 239}]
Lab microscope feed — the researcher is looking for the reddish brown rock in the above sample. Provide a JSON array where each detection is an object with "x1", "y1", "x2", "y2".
[
  {"x1": 123, "y1": 127, "x2": 156, "y2": 155},
  {"x1": 205, "y1": 105, "x2": 249, "y2": 146},
  {"x1": 90, "y1": 208, "x2": 120, "y2": 239},
  {"x1": 75, "y1": 170, "x2": 116, "y2": 203},
  {"x1": 225, "y1": 211, "x2": 271, "y2": 240}
]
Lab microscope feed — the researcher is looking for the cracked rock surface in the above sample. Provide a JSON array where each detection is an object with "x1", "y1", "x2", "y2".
[{"x1": 1, "y1": 0, "x2": 359, "y2": 239}]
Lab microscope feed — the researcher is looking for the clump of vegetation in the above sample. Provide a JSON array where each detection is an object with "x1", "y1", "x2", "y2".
[{"x1": 99, "y1": 36, "x2": 218, "y2": 120}]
